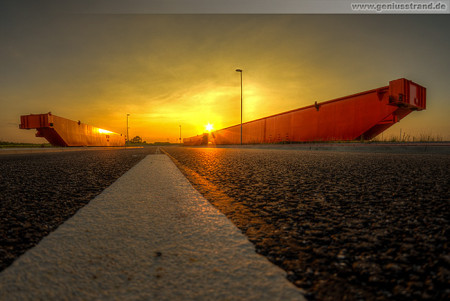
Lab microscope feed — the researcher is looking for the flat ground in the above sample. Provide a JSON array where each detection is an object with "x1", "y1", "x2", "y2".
[
  {"x1": 162, "y1": 146, "x2": 449, "y2": 300},
  {"x1": 0, "y1": 147, "x2": 158, "y2": 271},
  {"x1": 1, "y1": 145, "x2": 448, "y2": 300}
]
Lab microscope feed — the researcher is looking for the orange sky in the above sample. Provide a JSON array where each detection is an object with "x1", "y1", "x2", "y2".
[{"x1": 1, "y1": 13, "x2": 449, "y2": 143}]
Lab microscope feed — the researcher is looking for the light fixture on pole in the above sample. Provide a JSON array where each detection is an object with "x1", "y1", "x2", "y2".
[
  {"x1": 126, "y1": 114, "x2": 130, "y2": 143},
  {"x1": 179, "y1": 125, "x2": 182, "y2": 144},
  {"x1": 235, "y1": 69, "x2": 243, "y2": 145}
]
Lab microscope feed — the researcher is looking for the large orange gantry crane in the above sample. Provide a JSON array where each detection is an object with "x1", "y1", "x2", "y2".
[
  {"x1": 183, "y1": 78, "x2": 426, "y2": 146},
  {"x1": 19, "y1": 113, "x2": 125, "y2": 147}
]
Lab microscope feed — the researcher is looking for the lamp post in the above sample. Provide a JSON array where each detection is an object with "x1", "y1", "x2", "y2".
[
  {"x1": 126, "y1": 114, "x2": 130, "y2": 144},
  {"x1": 179, "y1": 125, "x2": 182, "y2": 144},
  {"x1": 236, "y1": 69, "x2": 243, "y2": 145}
]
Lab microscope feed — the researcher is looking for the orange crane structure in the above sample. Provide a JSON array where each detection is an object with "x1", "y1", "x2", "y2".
[
  {"x1": 183, "y1": 78, "x2": 426, "y2": 146},
  {"x1": 19, "y1": 113, "x2": 125, "y2": 147}
]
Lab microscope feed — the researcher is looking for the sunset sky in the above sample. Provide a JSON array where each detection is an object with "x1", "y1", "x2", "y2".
[{"x1": 1, "y1": 3, "x2": 449, "y2": 143}]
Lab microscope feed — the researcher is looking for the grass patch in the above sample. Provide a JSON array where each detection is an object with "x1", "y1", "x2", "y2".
[
  {"x1": 372, "y1": 133, "x2": 445, "y2": 143},
  {"x1": 0, "y1": 141, "x2": 53, "y2": 148}
]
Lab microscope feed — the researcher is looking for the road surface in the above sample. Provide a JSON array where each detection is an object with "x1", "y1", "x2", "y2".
[{"x1": 162, "y1": 146, "x2": 450, "y2": 300}]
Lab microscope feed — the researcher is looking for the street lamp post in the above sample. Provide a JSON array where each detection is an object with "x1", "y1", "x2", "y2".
[
  {"x1": 179, "y1": 125, "x2": 181, "y2": 144},
  {"x1": 236, "y1": 69, "x2": 243, "y2": 145},
  {"x1": 126, "y1": 114, "x2": 130, "y2": 144}
]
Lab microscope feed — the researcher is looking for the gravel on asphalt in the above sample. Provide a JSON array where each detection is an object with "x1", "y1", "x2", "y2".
[
  {"x1": 0, "y1": 147, "x2": 158, "y2": 271},
  {"x1": 162, "y1": 147, "x2": 450, "y2": 301}
]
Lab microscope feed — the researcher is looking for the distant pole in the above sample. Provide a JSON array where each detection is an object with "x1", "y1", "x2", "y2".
[
  {"x1": 127, "y1": 114, "x2": 130, "y2": 143},
  {"x1": 179, "y1": 125, "x2": 181, "y2": 144},
  {"x1": 236, "y1": 69, "x2": 243, "y2": 145}
]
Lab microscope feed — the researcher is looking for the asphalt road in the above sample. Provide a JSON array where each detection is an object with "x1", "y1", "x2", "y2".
[
  {"x1": 162, "y1": 147, "x2": 450, "y2": 300},
  {"x1": 0, "y1": 147, "x2": 158, "y2": 271},
  {"x1": 1, "y1": 145, "x2": 449, "y2": 300}
]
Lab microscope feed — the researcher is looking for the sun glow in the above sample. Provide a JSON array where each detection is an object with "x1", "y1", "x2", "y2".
[
  {"x1": 98, "y1": 128, "x2": 114, "y2": 134},
  {"x1": 205, "y1": 123, "x2": 214, "y2": 132}
]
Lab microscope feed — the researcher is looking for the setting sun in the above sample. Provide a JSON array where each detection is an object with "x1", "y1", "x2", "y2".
[{"x1": 205, "y1": 123, "x2": 214, "y2": 132}]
